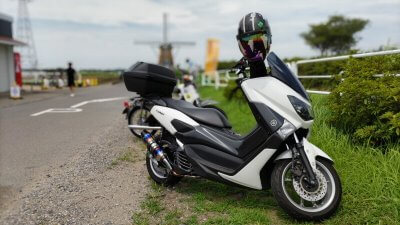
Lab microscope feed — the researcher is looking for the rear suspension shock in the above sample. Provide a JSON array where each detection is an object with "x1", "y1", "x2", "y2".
[{"x1": 141, "y1": 132, "x2": 173, "y2": 171}]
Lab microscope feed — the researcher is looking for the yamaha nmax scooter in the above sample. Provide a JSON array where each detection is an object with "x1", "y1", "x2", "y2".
[{"x1": 123, "y1": 52, "x2": 342, "y2": 221}]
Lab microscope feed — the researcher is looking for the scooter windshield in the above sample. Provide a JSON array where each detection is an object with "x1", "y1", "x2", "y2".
[{"x1": 267, "y1": 52, "x2": 309, "y2": 101}]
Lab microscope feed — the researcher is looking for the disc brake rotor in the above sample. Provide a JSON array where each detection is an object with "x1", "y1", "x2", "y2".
[{"x1": 292, "y1": 169, "x2": 328, "y2": 201}]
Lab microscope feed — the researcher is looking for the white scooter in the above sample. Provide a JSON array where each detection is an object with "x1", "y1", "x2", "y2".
[{"x1": 123, "y1": 52, "x2": 342, "y2": 221}]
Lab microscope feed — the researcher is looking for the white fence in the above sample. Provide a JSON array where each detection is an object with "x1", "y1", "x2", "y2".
[{"x1": 202, "y1": 49, "x2": 400, "y2": 95}]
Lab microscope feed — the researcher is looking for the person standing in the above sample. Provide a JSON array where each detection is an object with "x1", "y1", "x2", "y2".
[{"x1": 66, "y1": 62, "x2": 76, "y2": 97}]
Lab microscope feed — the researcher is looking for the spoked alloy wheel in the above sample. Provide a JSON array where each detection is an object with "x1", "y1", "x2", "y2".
[
  {"x1": 271, "y1": 159, "x2": 342, "y2": 221},
  {"x1": 128, "y1": 107, "x2": 151, "y2": 137},
  {"x1": 148, "y1": 154, "x2": 168, "y2": 179},
  {"x1": 145, "y1": 142, "x2": 181, "y2": 186}
]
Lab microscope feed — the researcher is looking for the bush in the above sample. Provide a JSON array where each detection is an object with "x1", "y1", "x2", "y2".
[
  {"x1": 218, "y1": 60, "x2": 237, "y2": 70},
  {"x1": 298, "y1": 60, "x2": 345, "y2": 90},
  {"x1": 223, "y1": 80, "x2": 246, "y2": 102},
  {"x1": 327, "y1": 54, "x2": 400, "y2": 146}
]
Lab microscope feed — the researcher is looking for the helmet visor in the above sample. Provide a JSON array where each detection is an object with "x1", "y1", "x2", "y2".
[{"x1": 238, "y1": 33, "x2": 270, "y2": 61}]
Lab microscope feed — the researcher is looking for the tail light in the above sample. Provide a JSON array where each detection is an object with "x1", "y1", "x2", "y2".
[{"x1": 123, "y1": 101, "x2": 130, "y2": 108}]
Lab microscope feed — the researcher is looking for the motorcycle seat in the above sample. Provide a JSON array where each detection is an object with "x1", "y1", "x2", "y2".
[{"x1": 162, "y1": 98, "x2": 231, "y2": 129}]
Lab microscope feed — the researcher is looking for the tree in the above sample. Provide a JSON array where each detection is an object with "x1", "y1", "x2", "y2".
[
  {"x1": 217, "y1": 60, "x2": 237, "y2": 70},
  {"x1": 300, "y1": 15, "x2": 369, "y2": 56}
]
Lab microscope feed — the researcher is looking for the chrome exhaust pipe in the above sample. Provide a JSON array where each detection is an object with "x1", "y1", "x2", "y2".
[{"x1": 128, "y1": 125, "x2": 162, "y2": 130}]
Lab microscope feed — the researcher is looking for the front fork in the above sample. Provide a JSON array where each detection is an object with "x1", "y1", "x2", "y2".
[{"x1": 292, "y1": 134, "x2": 318, "y2": 186}]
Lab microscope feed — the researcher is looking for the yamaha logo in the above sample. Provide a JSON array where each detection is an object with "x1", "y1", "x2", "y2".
[{"x1": 270, "y1": 119, "x2": 277, "y2": 127}]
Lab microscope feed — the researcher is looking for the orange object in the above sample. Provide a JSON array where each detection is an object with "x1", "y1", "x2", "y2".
[{"x1": 204, "y1": 39, "x2": 220, "y2": 76}]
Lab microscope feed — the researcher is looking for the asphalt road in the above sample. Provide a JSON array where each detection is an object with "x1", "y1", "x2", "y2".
[{"x1": 0, "y1": 84, "x2": 131, "y2": 200}]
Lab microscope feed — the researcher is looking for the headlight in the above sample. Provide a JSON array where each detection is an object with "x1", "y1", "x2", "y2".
[
  {"x1": 288, "y1": 95, "x2": 314, "y2": 121},
  {"x1": 277, "y1": 120, "x2": 296, "y2": 139}
]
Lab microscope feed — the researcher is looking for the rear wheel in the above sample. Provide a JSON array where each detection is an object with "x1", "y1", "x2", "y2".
[
  {"x1": 128, "y1": 107, "x2": 151, "y2": 137},
  {"x1": 146, "y1": 153, "x2": 181, "y2": 186},
  {"x1": 271, "y1": 159, "x2": 342, "y2": 221},
  {"x1": 145, "y1": 138, "x2": 181, "y2": 186}
]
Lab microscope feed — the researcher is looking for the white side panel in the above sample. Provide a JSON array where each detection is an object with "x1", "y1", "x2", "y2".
[
  {"x1": 150, "y1": 106, "x2": 199, "y2": 134},
  {"x1": 241, "y1": 77, "x2": 313, "y2": 129},
  {"x1": 274, "y1": 139, "x2": 333, "y2": 166},
  {"x1": 218, "y1": 149, "x2": 276, "y2": 190}
]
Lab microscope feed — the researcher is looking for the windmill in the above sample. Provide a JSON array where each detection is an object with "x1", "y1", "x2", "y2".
[
  {"x1": 135, "y1": 13, "x2": 195, "y2": 68},
  {"x1": 15, "y1": 0, "x2": 38, "y2": 69}
]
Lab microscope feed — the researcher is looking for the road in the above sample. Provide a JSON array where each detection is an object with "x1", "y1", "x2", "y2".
[{"x1": 0, "y1": 83, "x2": 131, "y2": 207}]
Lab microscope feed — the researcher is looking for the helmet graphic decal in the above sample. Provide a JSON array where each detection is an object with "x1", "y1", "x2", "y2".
[{"x1": 237, "y1": 12, "x2": 272, "y2": 62}]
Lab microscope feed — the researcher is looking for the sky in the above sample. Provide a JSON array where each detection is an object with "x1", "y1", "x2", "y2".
[{"x1": 0, "y1": 0, "x2": 399, "y2": 69}]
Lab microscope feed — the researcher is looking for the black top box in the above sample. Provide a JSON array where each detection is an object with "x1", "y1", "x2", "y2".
[{"x1": 123, "y1": 62, "x2": 177, "y2": 97}]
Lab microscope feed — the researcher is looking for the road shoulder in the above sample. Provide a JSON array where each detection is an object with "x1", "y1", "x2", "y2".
[{"x1": 0, "y1": 118, "x2": 149, "y2": 225}]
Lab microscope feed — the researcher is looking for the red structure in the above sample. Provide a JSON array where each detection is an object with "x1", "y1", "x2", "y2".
[{"x1": 14, "y1": 53, "x2": 22, "y2": 87}]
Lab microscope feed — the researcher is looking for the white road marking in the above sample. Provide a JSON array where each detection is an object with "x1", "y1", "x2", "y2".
[
  {"x1": 31, "y1": 108, "x2": 83, "y2": 116},
  {"x1": 31, "y1": 109, "x2": 55, "y2": 117},
  {"x1": 30, "y1": 97, "x2": 127, "y2": 116},
  {"x1": 70, "y1": 101, "x2": 89, "y2": 109},
  {"x1": 70, "y1": 97, "x2": 126, "y2": 108}
]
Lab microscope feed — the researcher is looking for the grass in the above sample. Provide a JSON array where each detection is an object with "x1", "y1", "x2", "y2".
[
  {"x1": 108, "y1": 144, "x2": 145, "y2": 169},
  {"x1": 132, "y1": 86, "x2": 399, "y2": 224},
  {"x1": 131, "y1": 182, "x2": 201, "y2": 225},
  {"x1": 199, "y1": 87, "x2": 256, "y2": 135},
  {"x1": 80, "y1": 71, "x2": 121, "y2": 84}
]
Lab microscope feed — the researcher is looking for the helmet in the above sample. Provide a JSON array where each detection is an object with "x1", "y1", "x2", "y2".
[{"x1": 237, "y1": 12, "x2": 272, "y2": 62}]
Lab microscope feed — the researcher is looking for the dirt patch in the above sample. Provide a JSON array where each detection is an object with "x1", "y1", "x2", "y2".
[
  {"x1": 0, "y1": 186, "x2": 18, "y2": 212},
  {"x1": 0, "y1": 119, "x2": 150, "y2": 225}
]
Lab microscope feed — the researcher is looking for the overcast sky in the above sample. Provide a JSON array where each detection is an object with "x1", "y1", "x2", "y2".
[{"x1": 1, "y1": 0, "x2": 399, "y2": 69}]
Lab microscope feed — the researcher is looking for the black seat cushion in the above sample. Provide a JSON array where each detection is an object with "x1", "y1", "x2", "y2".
[{"x1": 162, "y1": 98, "x2": 231, "y2": 128}]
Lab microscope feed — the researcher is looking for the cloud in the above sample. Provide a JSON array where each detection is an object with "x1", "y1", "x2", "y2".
[{"x1": 1, "y1": 0, "x2": 399, "y2": 68}]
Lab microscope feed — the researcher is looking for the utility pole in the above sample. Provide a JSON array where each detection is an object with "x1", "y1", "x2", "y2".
[
  {"x1": 135, "y1": 13, "x2": 195, "y2": 68},
  {"x1": 15, "y1": 0, "x2": 38, "y2": 69}
]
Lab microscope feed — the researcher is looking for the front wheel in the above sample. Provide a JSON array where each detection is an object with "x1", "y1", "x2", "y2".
[{"x1": 271, "y1": 159, "x2": 342, "y2": 221}]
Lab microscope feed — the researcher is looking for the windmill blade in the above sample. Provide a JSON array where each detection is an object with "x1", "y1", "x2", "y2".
[
  {"x1": 134, "y1": 40, "x2": 162, "y2": 46},
  {"x1": 170, "y1": 41, "x2": 196, "y2": 46}
]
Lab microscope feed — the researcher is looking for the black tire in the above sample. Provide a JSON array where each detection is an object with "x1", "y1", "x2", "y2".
[
  {"x1": 271, "y1": 159, "x2": 342, "y2": 221},
  {"x1": 146, "y1": 154, "x2": 181, "y2": 186},
  {"x1": 128, "y1": 107, "x2": 150, "y2": 138}
]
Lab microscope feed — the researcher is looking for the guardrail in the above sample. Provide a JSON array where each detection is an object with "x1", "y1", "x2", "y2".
[
  {"x1": 22, "y1": 69, "x2": 98, "y2": 90},
  {"x1": 202, "y1": 49, "x2": 400, "y2": 94}
]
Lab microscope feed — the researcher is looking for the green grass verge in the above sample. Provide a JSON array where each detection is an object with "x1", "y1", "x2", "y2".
[{"x1": 80, "y1": 71, "x2": 121, "y2": 84}]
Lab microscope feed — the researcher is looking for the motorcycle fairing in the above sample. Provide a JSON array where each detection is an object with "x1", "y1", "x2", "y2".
[
  {"x1": 274, "y1": 138, "x2": 333, "y2": 169},
  {"x1": 218, "y1": 149, "x2": 276, "y2": 189},
  {"x1": 182, "y1": 132, "x2": 284, "y2": 188},
  {"x1": 150, "y1": 98, "x2": 287, "y2": 189},
  {"x1": 248, "y1": 102, "x2": 284, "y2": 134},
  {"x1": 241, "y1": 76, "x2": 313, "y2": 129},
  {"x1": 172, "y1": 120, "x2": 284, "y2": 187},
  {"x1": 162, "y1": 98, "x2": 231, "y2": 128},
  {"x1": 150, "y1": 106, "x2": 199, "y2": 134},
  {"x1": 267, "y1": 52, "x2": 309, "y2": 101},
  {"x1": 173, "y1": 121, "x2": 268, "y2": 158}
]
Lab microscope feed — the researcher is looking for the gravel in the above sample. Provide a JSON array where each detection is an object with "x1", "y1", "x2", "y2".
[{"x1": 0, "y1": 118, "x2": 150, "y2": 225}]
